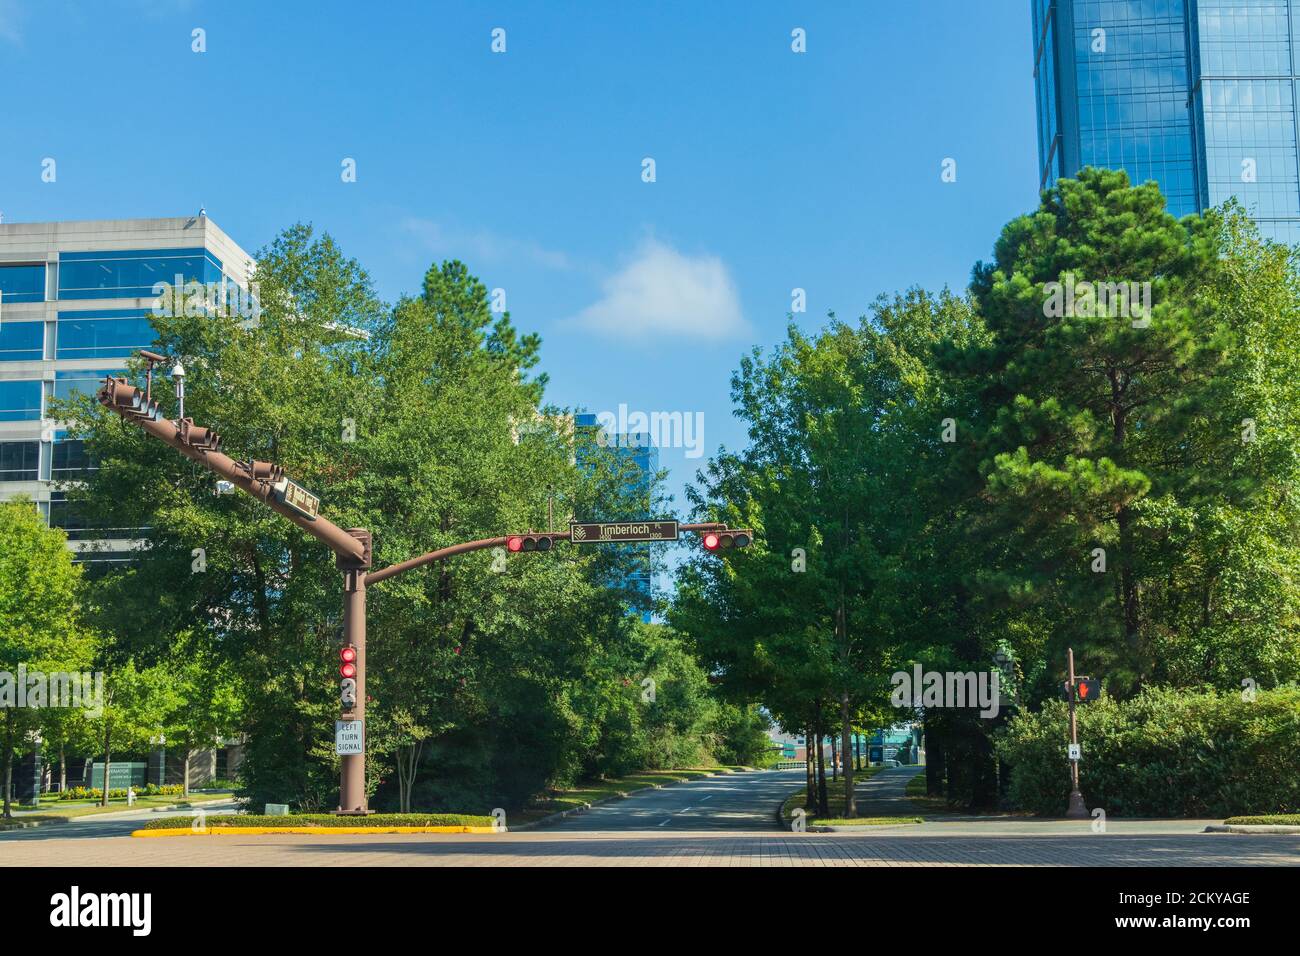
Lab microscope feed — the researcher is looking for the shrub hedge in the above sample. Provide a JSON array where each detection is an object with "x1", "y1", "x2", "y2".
[
  {"x1": 58, "y1": 784, "x2": 184, "y2": 801},
  {"x1": 995, "y1": 685, "x2": 1300, "y2": 817}
]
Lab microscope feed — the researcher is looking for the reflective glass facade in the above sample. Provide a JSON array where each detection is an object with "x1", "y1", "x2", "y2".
[
  {"x1": 56, "y1": 309, "x2": 156, "y2": 359},
  {"x1": 0, "y1": 321, "x2": 45, "y2": 361},
  {"x1": 0, "y1": 263, "x2": 46, "y2": 303},
  {"x1": 574, "y1": 412, "x2": 660, "y2": 622},
  {"x1": 57, "y1": 248, "x2": 223, "y2": 300},
  {"x1": 1033, "y1": 0, "x2": 1300, "y2": 239},
  {"x1": 0, "y1": 380, "x2": 42, "y2": 421}
]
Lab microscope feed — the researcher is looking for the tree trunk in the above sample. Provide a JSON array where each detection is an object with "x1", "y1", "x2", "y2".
[
  {"x1": 2, "y1": 713, "x2": 13, "y2": 819},
  {"x1": 803, "y1": 720, "x2": 812, "y2": 808},
  {"x1": 100, "y1": 720, "x2": 112, "y2": 807},
  {"x1": 182, "y1": 750, "x2": 191, "y2": 798},
  {"x1": 59, "y1": 744, "x2": 67, "y2": 794},
  {"x1": 925, "y1": 723, "x2": 946, "y2": 798},
  {"x1": 830, "y1": 733, "x2": 838, "y2": 783},
  {"x1": 841, "y1": 692, "x2": 856, "y2": 818},
  {"x1": 814, "y1": 712, "x2": 829, "y2": 817}
]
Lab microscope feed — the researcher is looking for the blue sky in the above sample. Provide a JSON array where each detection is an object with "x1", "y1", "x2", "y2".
[{"x1": 0, "y1": 0, "x2": 1038, "y2": 525}]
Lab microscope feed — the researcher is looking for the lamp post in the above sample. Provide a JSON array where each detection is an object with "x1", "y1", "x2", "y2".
[{"x1": 171, "y1": 362, "x2": 186, "y2": 419}]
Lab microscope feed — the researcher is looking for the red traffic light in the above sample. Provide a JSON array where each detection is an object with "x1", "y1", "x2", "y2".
[
  {"x1": 340, "y1": 644, "x2": 357, "y2": 678},
  {"x1": 506, "y1": 534, "x2": 556, "y2": 553},
  {"x1": 340, "y1": 661, "x2": 356, "y2": 679},
  {"x1": 702, "y1": 530, "x2": 752, "y2": 552}
]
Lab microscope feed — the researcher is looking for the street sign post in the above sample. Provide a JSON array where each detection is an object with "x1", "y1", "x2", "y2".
[{"x1": 570, "y1": 520, "x2": 679, "y2": 543}]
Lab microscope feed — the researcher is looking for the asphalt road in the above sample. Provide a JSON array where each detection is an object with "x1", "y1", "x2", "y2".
[
  {"x1": 543, "y1": 768, "x2": 802, "y2": 831},
  {"x1": 3, "y1": 772, "x2": 1298, "y2": 867}
]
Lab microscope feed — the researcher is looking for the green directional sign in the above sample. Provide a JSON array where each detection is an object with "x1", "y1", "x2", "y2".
[{"x1": 570, "y1": 520, "x2": 679, "y2": 543}]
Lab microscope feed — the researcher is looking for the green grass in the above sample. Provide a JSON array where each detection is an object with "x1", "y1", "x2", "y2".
[
  {"x1": 906, "y1": 774, "x2": 928, "y2": 797},
  {"x1": 808, "y1": 816, "x2": 922, "y2": 827},
  {"x1": 9, "y1": 791, "x2": 234, "y2": 822},
  {"x1": 1222, "y1": 814, "x2": 1300, "y2": 826},
  {"x1": 140, "y1": 812, "x2": 493, "y2": 830}
]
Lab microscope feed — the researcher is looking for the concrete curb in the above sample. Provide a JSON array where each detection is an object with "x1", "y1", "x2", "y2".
[
  {"x1": 132, "y1": 825, "x2": 496, "y2": 837},
  {"x1": 510, "y1": 769, "x2": 749, "y2": 832},
  {"x1": 1204, "y1": 824, "x2": 1300, "y2": 834}
]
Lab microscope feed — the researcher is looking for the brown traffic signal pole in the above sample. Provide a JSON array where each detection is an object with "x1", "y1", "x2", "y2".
[
  {"x1": 1065, "y1": 647, "x2": 1088, "y2": 819},
  {"x1": 99, "y1": 371, "x2": 739, "y2": 814}
]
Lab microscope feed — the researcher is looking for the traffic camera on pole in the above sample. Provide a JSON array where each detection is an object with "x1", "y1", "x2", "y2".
[{"x1": 701, "y1": 529, "x2": 753, "y2": 552}]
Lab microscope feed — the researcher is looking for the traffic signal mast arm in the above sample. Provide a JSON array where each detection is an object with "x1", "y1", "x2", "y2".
[
  {"x1": 365, "y1": 522, "x2": 730, "y2": 585},
  {"x1": 97, "y1": 377, "x2": 366, "y2": 565}
]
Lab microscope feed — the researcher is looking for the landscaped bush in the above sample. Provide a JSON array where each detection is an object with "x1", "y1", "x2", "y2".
[
  {"x1": 140, "y1": 813, "x2": 494, "y2": 830},
  {"x1": 995, "y1": 685, "x2": 1300, "y2": 817},
  {"x1": 58, "y1": 784, "x2": 184, "y2": 801}
]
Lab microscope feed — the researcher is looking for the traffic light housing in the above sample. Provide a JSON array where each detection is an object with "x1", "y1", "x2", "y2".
[
  {"x1": 179, "y1": 418, "x2": 222, "y2": 453},
  {"x1": 246, "y1": 460, "x2": 285, "y2": 484},
  {"x1": 339, "y1": 644, "x2": 357, "y2": 711},
  {"x1": 506, "y1": 533, "x2": 564, "y2": 553},
  {"x1": 1075, "y1": 677, "x2": 1100, "y2": 702},
  {"x1": 702, "y1": 529, "x2": 753, "y2": 552}
]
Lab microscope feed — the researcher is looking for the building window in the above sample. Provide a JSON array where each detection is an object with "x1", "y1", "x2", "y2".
[
  {"x1": 52, "y1": 438, "x2": 96, "y2": 479},
  {"x1": 0, "y1": 263, "x2": 46, "y2": 303},
  {"x1": 0, "y1": 320, "x2": 45, "y2": 361},
  {"x1": 57, "y1": 248, "x2": 223, "y2": 300},
  {"x1": 56, "y1": 310, "x2": 155, "y2": 359},
  {"x1": 0, "y1": 380, "x2": 42, "y2": 421},
  {"x1": 53, "y1": 368, "x2": 126, "y2": 403},
  {"x1": 0, "y1": 441, "x2": 40, "y2": 481}
]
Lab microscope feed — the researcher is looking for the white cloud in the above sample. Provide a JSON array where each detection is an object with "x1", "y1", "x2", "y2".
[
  {"x1": 400, "y1": 217, "x2": 575, "y2": 272},
  {"x1": 0, "y1": 0, "x2": 23, "y2": 44},
  {"x1": 568, "y1": 239, "x2": 746, "y2": 342}
]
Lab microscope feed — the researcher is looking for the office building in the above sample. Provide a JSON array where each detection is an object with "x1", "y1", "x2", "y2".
[
  {"x1": 0, "y1": 215, "x2": 254, "y2": 566},
  {"x1": 1033, "y1": 0, "x2": 1300, "y2": 243}
]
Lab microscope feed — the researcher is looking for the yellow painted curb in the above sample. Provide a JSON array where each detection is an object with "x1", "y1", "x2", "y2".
[{"x1": 132, "y1": 825, "x2": 499, "y2": 837}]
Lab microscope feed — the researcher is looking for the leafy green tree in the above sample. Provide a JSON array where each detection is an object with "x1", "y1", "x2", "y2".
[{"x1": 0, "y1": 501, "x2": 95, "y2": 816}]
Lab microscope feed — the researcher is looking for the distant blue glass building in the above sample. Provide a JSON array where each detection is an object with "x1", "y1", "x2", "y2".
[
  {"x1": 1033, "y1": 0, "x2": 1300, "y2": 243},
  {"x1": 574, "y1": 412, "x2": 659, "y2": 622}
]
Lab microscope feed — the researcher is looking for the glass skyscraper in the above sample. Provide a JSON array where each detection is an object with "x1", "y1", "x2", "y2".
[
  {"x1": 1033, "y1": 0, "x2": 1300, "y2": 243},
  {"x1": 574, "y1": 412, "x2": 659, "y2": 622}
]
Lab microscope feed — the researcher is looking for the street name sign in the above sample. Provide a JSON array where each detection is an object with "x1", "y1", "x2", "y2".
[
  {"x1": 274, "y1": 478, "x2": 321, "y2": 521},
  {"x1": 336, "y1": 720, "x2": 364, "y2": 755},
  {"x1": 570, "y1": 520, "x2": 679, "y2": 543}
]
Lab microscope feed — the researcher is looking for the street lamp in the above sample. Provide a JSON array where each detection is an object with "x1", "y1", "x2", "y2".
[{"x1": 172, "y1": 362, "x2": 186, "y2": 419}]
